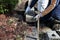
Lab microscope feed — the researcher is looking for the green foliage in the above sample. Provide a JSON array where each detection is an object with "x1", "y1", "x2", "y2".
[
  {"x1": 0, "y1": 0, "x2": 18, "y2": 14},
  {"x1": 0, "y1": 4, "x2": 8, "y2": 14}
]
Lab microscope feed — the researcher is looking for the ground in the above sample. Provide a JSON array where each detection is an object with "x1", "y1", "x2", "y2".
[
  {"x1": 0, "y1": 13, "x2": 28, "y2": 40},
  {"x1": 0, "y1": 13, "x2": 52, "y2": 40},
  {"x1": 0, "y1": 11, "x2": 60, "y2": 40}
]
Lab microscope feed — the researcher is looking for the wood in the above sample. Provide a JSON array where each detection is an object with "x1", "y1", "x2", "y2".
[
  {"x1": 15, "y1": 0, "x2": 28, "y2": 11},
  {"x1": 37, "y1": 17, "x2": 40, "y2": 40}
]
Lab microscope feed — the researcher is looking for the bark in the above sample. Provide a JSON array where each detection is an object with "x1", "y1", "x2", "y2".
[{"x1": 15, "y1": 0, "x2": 28, "y2": 11}]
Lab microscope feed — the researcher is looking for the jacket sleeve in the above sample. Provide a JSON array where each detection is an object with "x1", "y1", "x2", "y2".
[
  {"x1": 51, "y1": 0, "x2": 60, "y2": 20},
  {"x1": 30, "y1": 0, "x2": 38, "y2": 8}
]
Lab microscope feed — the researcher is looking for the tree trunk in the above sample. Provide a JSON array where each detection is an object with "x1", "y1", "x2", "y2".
[{"x1": 15, "y1": 0, "x2": 28, "y2": 11}]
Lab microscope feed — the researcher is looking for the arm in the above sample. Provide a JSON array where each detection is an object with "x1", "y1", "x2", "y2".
[
  {"x1": 30, "y1": 0, "x2": 38, "y2": 8},
  {"x1": 25, "y1": 0, "x2": 38, "y2": 13}
]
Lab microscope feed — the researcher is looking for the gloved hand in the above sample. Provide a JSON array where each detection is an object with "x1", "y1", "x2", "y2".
[{"x1": 34, "y1": 13, "x2": 43, "y2": 21}]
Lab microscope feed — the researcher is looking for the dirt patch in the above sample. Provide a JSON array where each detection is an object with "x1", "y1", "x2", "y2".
[{"x1": 0, "y1": 14, "x2": 29, "y2": 40}]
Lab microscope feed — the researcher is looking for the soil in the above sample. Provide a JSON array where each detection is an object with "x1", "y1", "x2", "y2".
[
  {"x1": 0, "y1": 9, "x2": 60, "y2": 40},
  {"x1": 0, "y1": 13, "x2": 29, "y2": 40}
]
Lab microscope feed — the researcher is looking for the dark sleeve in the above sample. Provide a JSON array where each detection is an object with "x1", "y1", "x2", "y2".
[
  {"x1": 30, "y1": 0, "x2": 38, "y2": 8},
  {"x1": 56, "y1": 0, "x2": 59, "y2": 6}
]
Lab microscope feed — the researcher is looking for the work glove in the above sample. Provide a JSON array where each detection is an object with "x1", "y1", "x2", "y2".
[{"x1": 34, "y1": 13, "x2": 43, "y2": 21}]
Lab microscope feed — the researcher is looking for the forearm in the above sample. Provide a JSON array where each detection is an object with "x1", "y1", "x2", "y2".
[
  {"x1": 25, "y1": 0, "x2": 38, "y2": 13},
  {"x1": 30, "y1": 0, "x2": 38, "y2": 8}
]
